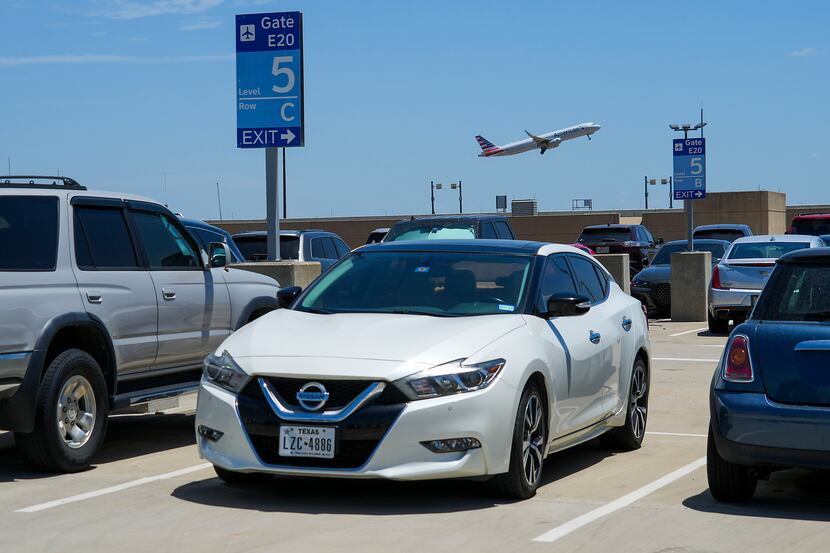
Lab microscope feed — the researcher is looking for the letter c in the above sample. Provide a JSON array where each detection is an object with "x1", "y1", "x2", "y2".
[{"x1": 281, "y1": 102, "x2": 295, "y2": 122}]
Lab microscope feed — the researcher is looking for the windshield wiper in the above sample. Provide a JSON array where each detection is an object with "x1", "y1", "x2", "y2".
[
  {"x1": 300, "y1": 307, "x2": 333, "y2": 315},
  {"x1": 391, "y1": 309, "x2": 456, "y2": 318}
]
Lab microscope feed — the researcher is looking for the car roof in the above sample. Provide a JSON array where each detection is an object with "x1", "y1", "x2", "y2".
[
  {"x1": 792, "y1": 213, "x2": 830, "y2": 220},
  {"x1": 0, "y1": 186, "x2": 157, "y2": 205},
  {"x1": 357, "y1": 239, "x2": 550, "y2": 255},
  {"x1": 395, "y1": 215, "x2": 508, "y2": 223},
  {"x1": 232, "y1": 229, "x2": 329, "y2": 238},
  {"x1": 693, "y1": 224, "x2": 750, "y2": 231},
  {"x1": 779, "y1": 246, "x2": 830, "y2": 263},
  {"x1": 180, "y1": 217, "x2": 230, "y2": 234},
  {"x1": 731, "y1": 234, "x2": 817, "y2": 244},
  {"x1": 662, "y1": 239, "x2": 731, "y2": 247},
  {"x1": 582, "y1": 224, "x2": 637, "y2": 230}
]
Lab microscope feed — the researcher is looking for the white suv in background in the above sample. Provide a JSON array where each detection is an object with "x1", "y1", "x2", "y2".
[{"x1": 0, "y1": 176, "x2": 280, "y2": 472}]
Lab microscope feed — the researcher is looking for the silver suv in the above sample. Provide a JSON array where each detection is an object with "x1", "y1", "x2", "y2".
[{"x1": 0, "y1": 177, "x2": 280, "y2": 472}]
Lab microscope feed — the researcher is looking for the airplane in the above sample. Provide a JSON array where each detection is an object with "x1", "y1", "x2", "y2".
[
  {"x1": 241, "y1": 27, "x2": 255, "y2": 40},
  {"x1": 475, "y1": 122, "x2": 601, "y2": 157}
]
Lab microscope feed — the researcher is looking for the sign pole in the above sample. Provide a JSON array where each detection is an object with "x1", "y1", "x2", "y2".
[
  {"x1": 282, "y1": 146, "x2": 287, "y2": 219},
  {"x1": 265, "y1": 146, "x2": 280, "y2": 261}
]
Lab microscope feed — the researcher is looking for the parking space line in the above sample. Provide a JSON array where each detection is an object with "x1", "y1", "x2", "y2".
[
  {"x1": 669, "y1": 327, "x2": 709, "y2": 337},
  {"x1": 15, "y1": 463, "x2": 211, "y2": 513},
  {"x1": 646, "y1": 431, "x2": 707, "y2": 438},
  {"x1": 653, "y1": 357, "x2": 720, "y2": 362},
  {"x1": 532, "y1": 456, "x2": 706, "y2": 543}
]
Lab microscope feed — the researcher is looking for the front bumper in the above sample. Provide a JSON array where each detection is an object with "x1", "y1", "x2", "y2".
[
  {"x1": 711, "y1": 390, "x2": 830, "y2": 470},
  {"x1": 195, "y1": 375, "x2": 518, "y2": 480},
  {"x1": 708, "y1": 287, "x2": 760, "y2": 319},
  {"x1": 631, "y1": 283, "x2": 671, "y2": 312}
]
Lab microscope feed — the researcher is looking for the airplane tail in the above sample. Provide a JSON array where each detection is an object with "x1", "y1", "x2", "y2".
[{"x1": 475, "y1": 135, "x2": 497, "y2": 152}]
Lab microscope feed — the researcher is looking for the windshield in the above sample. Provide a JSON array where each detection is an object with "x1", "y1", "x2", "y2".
[
  {"x1": 693, "y1": 229, "x2": 743, "y2": 242},
  {"x1": 385, "y1": 222, "x2": 476, "y2": 242},
  {"x1": 235, "y1": 235, "x2": 300, "y2": 260},
  {"x1": 652, "y1": 242, "x2": 726, "y2": 265},
  {"x1": 577, "y1": 228, "x2": 630, "y2": 243},
  {"x1": 793, "y1": 218, "x2": 830, "y2": 236},
  {"x1": 728, "y1": 242, "x2": 811, "y2": 260},
  {"x1": 297, "y1": 251, "x2": 532, "y2": 316},
  {"x1": 756, "y1": 263, "x2": 830, "y2": 322}
]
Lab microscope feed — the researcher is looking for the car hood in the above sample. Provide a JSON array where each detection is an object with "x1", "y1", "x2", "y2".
[
  {"x1": 220, "y1": 309, "x2": 526, "y2": 380},
  {"x1": 633, "y1": 265, "x2": 671, "y2": 283}
]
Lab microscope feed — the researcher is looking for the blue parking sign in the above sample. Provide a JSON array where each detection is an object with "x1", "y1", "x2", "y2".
[
  {"x1": 673, "y1": 138, "x2": 706, "y2": 200},
  {"x1": 235, "y1": 12, "x2": 304, "y2": 148}
]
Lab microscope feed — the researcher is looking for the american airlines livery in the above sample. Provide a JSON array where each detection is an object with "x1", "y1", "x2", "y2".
[{"x1": 475, "y1": 122, "x2": 601, "y2": 157}]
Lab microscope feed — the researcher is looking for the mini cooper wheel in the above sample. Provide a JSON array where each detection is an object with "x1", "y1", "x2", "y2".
[
  {"x1": 601, "y1": 356, "x2": 648, "y2": 451},
  {"x1": 15, "y1": 349, "x2": 109, "y2": 473},
  {"x1": 491, "y1": 383, "x2": 546, "y2": 500},
  {"x1": 708, "y1": 313, "x2": 729, "y2": 334},
  {"x1": 707, "y1": 426, "x2": 757, "y2": 502}
]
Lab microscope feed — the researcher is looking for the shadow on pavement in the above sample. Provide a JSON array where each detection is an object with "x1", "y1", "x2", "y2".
[
  {"x1": 683, "y1": 468, "x2": 830, "y2": 522},
  {"x1": 0, "y1": 412, "x2": 196, "y2": 482},
  {"x1": 171, "y1": 439, "x2": 615, "y2": 515}
]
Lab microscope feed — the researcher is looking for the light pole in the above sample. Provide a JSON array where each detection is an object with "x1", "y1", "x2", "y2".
[
  {"x1": 450, "y1": 181, "x2": 463, "y2": 213},
  {"x1": 644, "y1": 176, "x2": 672, "y2": 209},
  {"x1": 431, "y1": 180, "x2": 462, "y2": 214}
]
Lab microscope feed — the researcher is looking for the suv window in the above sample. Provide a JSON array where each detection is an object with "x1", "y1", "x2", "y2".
[
  {"x1": 0, "y1": 196, "x2": 59, "y2": 271},
  {"x1": 640, "y1": 227, "x2": 654, "y2": 243},
  {"x1": 538, "y1": 255, "x2": 576, "y2": 311},
  {"x1": 132, "y1": 211, "x2": 200, "y2": 269},
  {"x1": 569, "y1": 255, "x2": 606, "y2": 303},
  {"x1": 494, "y1": 221, "x2": 514, "y2": 239},
  {"x1": 310, "y1": 237, "x2": 326, "y2": 259},
  {"x1": 332, "y1": 237, "x2": 350, "y2": 258},
  {"x1": 321, "y1": 237, "x2": 338, "y2": 259},
  {"x1": 74, "y1": 206, "x2": 139, "y2": 270},
  {"x1": 480, "y1": 222, "x2": 497, "y2": 239}
]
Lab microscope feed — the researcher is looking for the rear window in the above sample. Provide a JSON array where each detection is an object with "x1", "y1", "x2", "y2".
[
  {"x1": 0, "y1": 196, "x2": 59, "y2": 271},
  {"x1": 756, "y1": 263, "x2": 830, "y2": 322},
  {"x1": 577, "y1": 228, "x2": 631, "y2": 243},
  {"x1": 728, "y1": 242, "x2": 811, "y2": 260},
  {"x1": 386, "y1": 222, "x2": 476, "y2": 242},
  {"x1": 792, "y1": 218, "x2": 830, "y2": 236},
  {"x1": 652, "y1": 242, "x2": 726, "y2": 265},
  {"x1": 234, "y1": 234, "x2": 300, "y2": 260},
  {"x1": 693, "y1": 229, "x2": 743, "y2": 242}
]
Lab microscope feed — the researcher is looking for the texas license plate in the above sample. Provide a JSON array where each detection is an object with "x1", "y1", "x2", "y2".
[
  {"x1": 596, "y1": 246, "x2": 610, "y2": 253},
  {"x1": 279, "y1": 425, "x2": 335, "y2": 459}
]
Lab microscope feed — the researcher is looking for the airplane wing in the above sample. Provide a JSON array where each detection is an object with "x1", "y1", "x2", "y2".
[{"x1": 524, "y1": 130, "x2": 549, "y2": 147}]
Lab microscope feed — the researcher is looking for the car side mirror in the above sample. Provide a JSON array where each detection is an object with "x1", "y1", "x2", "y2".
[
  {"x1": 208, "y1": 242, "x2": 231, "y2": 269},
  {"x1": 641, "y1": 257, "x2": 650, "y2": 267},
  {"x1": 655, "y1": 238, "x2": 664, "y2": 245},
  {"x1": 277, "y1": 286, "x2": 303, "y2": 309},
  {"x1": 546, "y1": 293, "x2": 592, "y2": 318}
]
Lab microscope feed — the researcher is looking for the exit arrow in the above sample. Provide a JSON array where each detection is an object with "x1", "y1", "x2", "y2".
[
  {"x1": 281, "y1": 129, "x2": 295, "y2": 144},
  {"x1": 695, "y1": 191, "x2": 703, "y2": 198}
]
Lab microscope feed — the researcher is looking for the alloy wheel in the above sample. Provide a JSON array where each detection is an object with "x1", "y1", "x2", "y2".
[
  {"x1": 630, "y1": 363, "x2": 648, "y2": 440},
  {"x1": 56, "y1": 375, "x2": 97, "y2": 449},
  {"x1": 522, "y1": 392, "x2": 545, "y2": 487}
]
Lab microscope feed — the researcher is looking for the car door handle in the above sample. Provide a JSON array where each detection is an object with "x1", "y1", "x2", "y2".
[
  {"x1": 86, "y1": 291, "x2": 102, "y2": 304},
  {"x1": 589, "y1": 331, "x2": 601, "y2": 344},
  {"x1": 162, "y1": 288, "x2": 176, "y2": 301},
  {"x1": 621, "y1": 317, "x2": 633, "y2": 332}
]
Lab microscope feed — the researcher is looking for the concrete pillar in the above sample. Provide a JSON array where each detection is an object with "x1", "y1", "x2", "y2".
[
  {"x1": 232, "y1": 261, "x2": 322, "y2": 289},
  {"x1": 670, "y1": 251, "x2": 711, "y2": 322},
  {"x1": 595, "y1": 253, "x2": 630, "y2": 295}
]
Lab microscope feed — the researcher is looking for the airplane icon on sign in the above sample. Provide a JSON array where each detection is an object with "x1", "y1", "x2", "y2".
[{"x1": 240, "y1": 24, "x2": 255, "y2": 42}]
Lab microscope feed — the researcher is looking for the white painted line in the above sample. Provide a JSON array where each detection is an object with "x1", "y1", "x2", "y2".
[
  {"x1": 532, "y1": 456, "x2": 706, "y2": 543},
  {"x1": 669, "y1": 326, "x2": 709, "y2": 337},
  {"x1": 653, "y1": 357, "x2": 720, "y2": 363},
  {"x1": 646, "y1": 431, "x2": 707, "y2": 438},
  {"x1": 16, "y1": 463, "x2": 211, "y2": 513}
]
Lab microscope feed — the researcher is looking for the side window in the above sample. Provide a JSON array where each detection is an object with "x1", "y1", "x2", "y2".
[
  {"x1": 641, "y1": 227, "x2": 654, "y2": 243},
  {"x1": 537, "y1": 255, "x2": 577, "y2": 311},
  {"x1": 131, "y1": 211, "x2": 200, "y2": 269},
  {"x1": 74, "y1": 206, "x2": 139, "y2": 270},
  {"x1": 480, "y1": 222, "x2": 498, "y2": 239},
  {"x1": 310, "y1": 237, "x2": 326, "y2": 259},
  {"x1": 592, "y1": 263, "x2": 609, "y2": 295},
  {"x1": 494, "y1": 221, "x2": 514, "y2": 239},
  {"x1": 321, "y1": 237, "x2": 338, "y2": 259},
  {"x1": 0, "y1": 196, "x2": 59, "y2": 271},
  {"x1": 569, "y1": 255, "x2": 606, "y2": 303},
  {"x1": 194, "y1": 228, "x2": 225, "y2": 251},
  {"x1": 332, "y1": 238, "x2": 350, "y2": 258}
]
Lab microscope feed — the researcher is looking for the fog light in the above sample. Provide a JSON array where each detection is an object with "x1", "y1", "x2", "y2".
[
  {"x1": 198, "y1": 424, "x2": 224, "y2": 442},
  {"x1": 421, "y1": 437, "x2": 481, "y2": 453}
]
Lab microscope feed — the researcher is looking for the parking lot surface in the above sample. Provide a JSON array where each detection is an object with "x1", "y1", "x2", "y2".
[{"x1": 2, "y1": 321, "x2": 829, "y2": 553}]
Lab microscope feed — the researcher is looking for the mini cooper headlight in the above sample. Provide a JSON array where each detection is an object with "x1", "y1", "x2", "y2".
[
  {"x1": 203, "y1": 351, "x2": 249, "y2": 393},
  {"x1": 397, "y1": 358, "x2": 506, "y2": 400}
]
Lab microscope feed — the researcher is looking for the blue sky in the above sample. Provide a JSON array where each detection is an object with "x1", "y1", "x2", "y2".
[{"x1": 1, "y1": 1, "x2": 827, "y2": 220}]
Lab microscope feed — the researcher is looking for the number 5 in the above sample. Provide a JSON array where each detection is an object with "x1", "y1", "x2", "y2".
[
  {"x1": 690, "y1": 157, "x2": 703, "y2": 175},
  {"x1": 272, "y1": 56, "x2": 295, "y2": 94}
]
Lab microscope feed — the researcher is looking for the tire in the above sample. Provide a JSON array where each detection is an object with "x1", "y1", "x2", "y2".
[
  {"x1": 707, "y1": 426, "x2": 756, "y2": 502},
  {"x1": 14, "y1": 349, "x2": 109, "y2": 473},
  {"x1": 708, "y1": 313, "x2": 729, "y2": 334},
  {"x1": 490, "y1": 383, "x2": 547, "y2": 500},
  {"x1": 214, "y1": 465, "x2": 270, "y2": 486},
  {"x1": 601, "y1": 356, "x2": 648, "y2": 451}
]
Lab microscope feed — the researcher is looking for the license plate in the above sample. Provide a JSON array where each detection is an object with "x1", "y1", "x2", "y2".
[
  {"x1": 279, "y1": 425, "x2": 335, "y2": 459},
  {"x1": 596, "y1": 246, "x2": 610, "y2": 253}
]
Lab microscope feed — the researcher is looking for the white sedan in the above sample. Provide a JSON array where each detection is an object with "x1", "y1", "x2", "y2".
[{"x1": 195, "y1": 240, "x2": 651, "y2": 499}]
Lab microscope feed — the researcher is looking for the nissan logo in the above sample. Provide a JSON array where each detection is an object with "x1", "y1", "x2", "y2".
[{"x1": 296, "y1": 382, "x2": 330, "y2": 411}]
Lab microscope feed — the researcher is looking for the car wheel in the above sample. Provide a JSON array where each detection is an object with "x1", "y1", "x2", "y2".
[
  {"x1": 214, "y1": 465, "x2": 271, "y2": 486},
  {"x1": 707, "y1": 426, "x2": 756, "y2": 502},
  {"x1": 490, "y1": 383, "x2": 546, "y2": 500},
  {"x1": 708, "y1": 313, "x2": 729, "y2": 334},
  {"x1": 601, "y1": 356, "x2": 648, "y2": 450},
  {"x1": 14, "y1": 349, "x2": 109, "y2": 473}
]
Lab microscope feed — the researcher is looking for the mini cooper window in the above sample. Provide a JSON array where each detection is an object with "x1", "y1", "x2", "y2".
[
  {"x1": 756, "y1": 263, "x2": 830, "y2": 321},
  {"x1": 298, "y1": 251, "x2": 532, "y2": 316}
]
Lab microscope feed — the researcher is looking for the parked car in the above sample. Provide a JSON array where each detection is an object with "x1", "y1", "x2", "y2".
[
  {"x1": 708, "y1": 246, "x2": 830, "y2": 501},
  {"x1": 708, "y1": 234, "x2": 825, "y2": 333},
  {"x1": 788, "y1": 213, "x2": 830, "y2": 236},
  {"x1": 196, "y1": 240, "x2": 650, "y2": 499},
  {"x1": 365, "y1": 227, "x2": 389, "y2": 244},
  {"x1": 232, "y1": 229, "x2": 350, "y2": 271},
  {"x1": 383, "y1": 214, "x2": 516, "y2": 242},
  {"x1": 575, "y1": 224, "x2": 662, "y2": 276},
  {"x1": 180, "y1": 217, "x2": 245, "y2": 264},
  {"x1": 0, "y1": 176, "x2": 280, "y2": 472},
  {"x1": 693, "y1": 224, "x2": 753, "y2": 243},
  {"x1": 631, "y1": 239, "x2": 730, "y2": 316}
]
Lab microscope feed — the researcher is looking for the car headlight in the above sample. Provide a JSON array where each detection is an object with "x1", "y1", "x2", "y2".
[
  {"x1": 396, "y1": 358, "x2": 506, "y2": 400},
  {"x1": 203, "y1": 351, "x2": 249, "y2": 393}
]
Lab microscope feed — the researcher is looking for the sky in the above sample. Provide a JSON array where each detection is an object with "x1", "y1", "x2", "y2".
[{"x1": 0, "y1": 0, "x2": 828, "y2": 221}]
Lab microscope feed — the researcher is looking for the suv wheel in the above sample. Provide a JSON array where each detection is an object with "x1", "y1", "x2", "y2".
[{"x1": 15, "y1": 349, "x2": 109, "y2": 473}]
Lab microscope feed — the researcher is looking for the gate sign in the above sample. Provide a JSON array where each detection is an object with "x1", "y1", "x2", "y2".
[
  {"x1": 672, "y1": 138, "x2": 706, "y2": 200},
  {"x1": 236, "y1": 11, "x2": 304, "y2": 149}
]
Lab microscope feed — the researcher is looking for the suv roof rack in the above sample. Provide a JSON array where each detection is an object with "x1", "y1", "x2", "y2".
[{"x1": 0, "y1": 175, "x2": 86, "y2": 190}]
